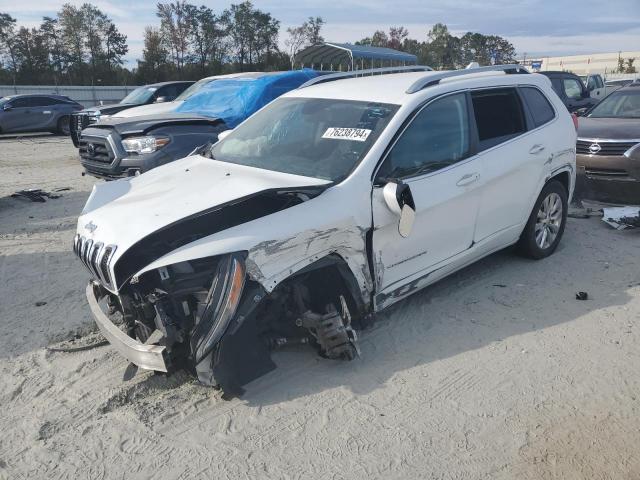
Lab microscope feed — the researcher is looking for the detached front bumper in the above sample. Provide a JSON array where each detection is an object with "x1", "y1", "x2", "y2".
[{"x1": 86, "y1": 282, "x2": 168, "y2": 372}]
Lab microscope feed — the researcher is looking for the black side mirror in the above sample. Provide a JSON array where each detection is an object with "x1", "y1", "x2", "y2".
[
  {"x1": 581, "y1": 89, "x2": 590, "y2": 99},
  {"x1": 2, "y1": 104, "x2": 12, "y2": 111},
  {"x1": 382, "y1": 181, "x2": 416, "y2": 237}
]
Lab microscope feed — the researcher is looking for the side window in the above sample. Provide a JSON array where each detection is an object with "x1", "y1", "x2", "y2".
[
  {"x1": 176, "y1": 83, "x2": 191, "y2": 96},
  {"x1": 563, "y1": 79, "x2": 583, "y2": 100},
  {"x1": 378, "y1": 93, "x2": 470, "y2": 179},
  {"x1": 471, "y1": 88, "x2": 526, "y2": 151},
  {"x1": 520, "y1": 87, "x2": 555, "y2": 128},
  {"x1": 158, "y1": 85, "x2": 178, "y2": 101},
  {"x1": 10, "y1": 98, "x2": 30, "y2": 108},
  {"x1": 595, "y1": 76, "x2": 604, "y2": 89},
  {"x1": 32, "y1": 97, "x2": 56, "y2": 107}
]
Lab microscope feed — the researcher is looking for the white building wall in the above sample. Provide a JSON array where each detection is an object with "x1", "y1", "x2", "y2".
[{"x1": 534, "y1": 51, "x2": 640, "y2": 76}]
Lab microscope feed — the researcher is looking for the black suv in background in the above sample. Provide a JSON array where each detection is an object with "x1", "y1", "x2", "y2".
[
  {"x1": 70, "y1": 81, "x2": 193, "y2": 145},
  {"x1": 539, "y1": 71, "x2": 598, "y2": 113}
]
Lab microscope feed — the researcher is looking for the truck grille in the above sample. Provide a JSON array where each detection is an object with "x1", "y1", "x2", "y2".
[
  {"x1": 73, "y1": 234, "x2": 117, "y2": 289},
  {"x1": 576, "y1": 140, "x2": 639, "y2": 156},
  {"x1": 71, "y1": 113, "x2": 98, "y2": 143},
  {"x1": 79, "y1": 136, "x2": 114, "y2": 165}
]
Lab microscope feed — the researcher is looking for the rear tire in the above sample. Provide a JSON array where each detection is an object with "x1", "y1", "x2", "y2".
[
  {"x1": 57, "y1": 115, "x2": 71, "y2": 136},
  {"x1": 517, "y1": 180, "x2": 568, "y2": 259}
]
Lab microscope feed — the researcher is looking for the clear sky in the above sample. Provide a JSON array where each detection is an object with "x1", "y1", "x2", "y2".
[{"x1": 1, "y1": 0, "x2": 639, "y2": 65}]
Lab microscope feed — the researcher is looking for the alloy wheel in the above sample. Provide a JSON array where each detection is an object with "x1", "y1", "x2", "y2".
[{"x1": 535, "y1": 192, "x2": 563, "y2": 249}]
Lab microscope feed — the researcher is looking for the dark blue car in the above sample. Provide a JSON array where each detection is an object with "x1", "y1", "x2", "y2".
[{"x1": 0, "y1": 94, "x2": 83, "y2": 135}]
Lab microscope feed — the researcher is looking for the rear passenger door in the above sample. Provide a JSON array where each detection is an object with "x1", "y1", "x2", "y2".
[
  {"x1": 472, "y1": 87, "x2": 550, "y2": 243},
  {"x1": 29, "y1": 97, "x2": 57, "y2": 130}
]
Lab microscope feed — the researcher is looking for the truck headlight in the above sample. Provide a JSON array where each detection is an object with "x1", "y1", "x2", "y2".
[{"x1": 122, "y1": 136, "x2": 170, "y2": 154}]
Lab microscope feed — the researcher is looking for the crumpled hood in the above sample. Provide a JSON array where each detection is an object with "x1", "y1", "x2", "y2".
[
  {"x1": 78, "y1": 155, "x2": 330, "y2": 262},
  {"x1": 112, "y1": 101, "x2": 180, "y2": 118}
]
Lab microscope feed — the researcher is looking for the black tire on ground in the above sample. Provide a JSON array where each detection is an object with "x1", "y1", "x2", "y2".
[
  {"x1": 517, "y1": 180, "x2": 568, "y2": 260},
  {"x1": 57, "y1": 115, "x2": 71, "y2": 136}
]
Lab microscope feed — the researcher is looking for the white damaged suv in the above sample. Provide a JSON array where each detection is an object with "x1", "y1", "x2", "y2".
[{"x1": 75, "y1": 65, "x2": 576, "y2": 394}]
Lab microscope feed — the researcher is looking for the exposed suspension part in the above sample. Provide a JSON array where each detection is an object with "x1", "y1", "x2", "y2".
[{"x1": 296, "y1": 295, "x2": 360, "y2": 361}]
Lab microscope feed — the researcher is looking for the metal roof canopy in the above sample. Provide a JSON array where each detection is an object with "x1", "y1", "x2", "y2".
[{"x1": 295, "y1": 42, "x2": 418, "y2": 71}]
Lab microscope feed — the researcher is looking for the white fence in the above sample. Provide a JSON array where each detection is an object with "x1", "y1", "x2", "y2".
[{"x1": 0, "y1": 85, "x2": 140, "y2": 107}]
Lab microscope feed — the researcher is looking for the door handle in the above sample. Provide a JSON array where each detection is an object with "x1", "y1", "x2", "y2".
[
  {"x1": 456, "y1": 173, "x2": 479, "y2": 187},
  {"x1": 529, "y1": 144, "x2": 545, "y2": 155}
]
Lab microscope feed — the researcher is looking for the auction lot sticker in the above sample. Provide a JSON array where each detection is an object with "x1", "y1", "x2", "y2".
[{"x1": 322, "y1": 127, "x2": 372, "y2": 142}]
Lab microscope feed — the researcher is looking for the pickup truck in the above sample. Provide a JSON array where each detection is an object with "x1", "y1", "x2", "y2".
[
  {"x1": 579, "y1": 74, "x2": 608, "y2": 100},
  {"x1": 539, "y1": 71, "x2": 598, "y2": 114}
]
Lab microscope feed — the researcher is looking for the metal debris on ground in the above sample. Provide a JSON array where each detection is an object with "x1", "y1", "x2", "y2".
[
  {"x1": 602, "y1": 207, "x2": 640, "y2": 230},
  {"x1": 10, "y1": 188, "x2": 70, "y2": 203},
  {"x1": 576, "y1": 292, "x2": 589, "y2": 301},
  {"x1": 46, "y1": 332, "x2": 109, "y2": 353}
]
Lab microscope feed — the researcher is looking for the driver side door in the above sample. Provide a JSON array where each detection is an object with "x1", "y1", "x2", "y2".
[
  {"x1": 371, "y1": 92, "x2": 484, "y2": 305},
  {"x1": 2, "y1": 97, "x2": 32, "y2": 132}
]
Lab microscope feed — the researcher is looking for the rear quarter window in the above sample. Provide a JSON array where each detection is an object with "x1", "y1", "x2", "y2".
[
  {"x1": 520, "y1": 87, "x2": 555, "y2": 127},
  {"x1": 471, "y1": 88, "x2": 526, "y2": 151}
]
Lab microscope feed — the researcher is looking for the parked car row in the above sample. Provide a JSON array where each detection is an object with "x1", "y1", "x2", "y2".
[{"x1": 73, "y1": 64, "x2": 580, "y2": 394}]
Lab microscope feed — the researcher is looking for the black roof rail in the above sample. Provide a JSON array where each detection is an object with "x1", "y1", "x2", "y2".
[
  {"x1": 299, "y1": 65, "x2": 434, "y2": 89},
  {"x1": 406, "y1": 64, "x2": 530, "y2": 94}
]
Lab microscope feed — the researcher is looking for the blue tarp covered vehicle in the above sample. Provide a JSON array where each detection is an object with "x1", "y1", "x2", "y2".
[
  {"x1": 78, "y1": 70, "x2": 319, "y2": 178},
  {"x1": 176, "y1": 69, "x2": 319, "y2": 128}
]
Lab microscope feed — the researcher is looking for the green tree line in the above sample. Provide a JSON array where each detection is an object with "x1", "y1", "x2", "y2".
[{"x1": 0, "y1": 1, "x2": 519, "y2": 86}]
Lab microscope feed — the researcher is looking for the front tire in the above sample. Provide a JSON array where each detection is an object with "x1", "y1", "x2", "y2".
[
  {"x1": 517, "y1": 180, "x2": 568, "y2": 259},
  {"x1": 56, "y1": 115, "x2": 71, "y2": 136}
]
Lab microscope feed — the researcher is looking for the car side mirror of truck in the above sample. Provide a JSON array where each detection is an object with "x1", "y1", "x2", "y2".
[
  {"x1": 217, "y1": 129, "x2": 233, "y2": 142},
  {"x1": 383, "y1": 181, "x2": 416, "y2": 238},
  {"x1": 2, "y1": 104, "x2": 11, "y2": 111},
  {"x1": 581, "y1": 89, "x2": 590, "y2": 98},
  {"x1": 155, "y1": 96, "x2": 168, "y2": 103}
]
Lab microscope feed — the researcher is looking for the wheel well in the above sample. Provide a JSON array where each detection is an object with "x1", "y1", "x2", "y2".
[
  {"x1": 549, "y1": 171, "x2": 570, "y2": 194},
  {"x1": 289, "y1": 255, "x2": 366, "y2": 314},
  {"x1": 265, "y1": 254, "x2": 369, "y2": 328}
]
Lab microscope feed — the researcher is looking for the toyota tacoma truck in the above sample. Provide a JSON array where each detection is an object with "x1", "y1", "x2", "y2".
[{"x1": 75, "y1": 65, "x2": 576, "y2": 395}]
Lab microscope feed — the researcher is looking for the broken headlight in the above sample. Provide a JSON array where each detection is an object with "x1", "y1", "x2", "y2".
[
  {"x1": 122, "y1": 135, "x2": 170, "y2": 154},
  {"x1": 190, "y1": 253, "x2": 247, "y2": 362}
]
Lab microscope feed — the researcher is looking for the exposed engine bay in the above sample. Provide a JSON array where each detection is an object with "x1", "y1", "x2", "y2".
[{"x1": 102, "y1": 253, "x2": 364, "y2": 395}]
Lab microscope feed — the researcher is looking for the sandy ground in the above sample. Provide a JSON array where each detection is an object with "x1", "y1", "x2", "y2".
[{"x1": 1, "y1": 138, "x2": 639, "y2": 479}]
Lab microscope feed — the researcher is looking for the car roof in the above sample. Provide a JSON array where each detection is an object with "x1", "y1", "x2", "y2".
[
  {"x1": 285, "y1": 69, "x2": 552, "y2": 105},
  {"x1": 4, "y1": 93, "x2": 74, "y2": 101},
  {"x1": 145, "y1": 81, "x2": 195, "y2": 87},
  {"x1": 196, "y1": 71, "x2": 296, "y2": 83},
  {"x1": 539, "y1": 71, "x2": 578, "y2": 77},
  {"x1": 618, "y1": 82, "x2": 640, "y2": 92}
]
